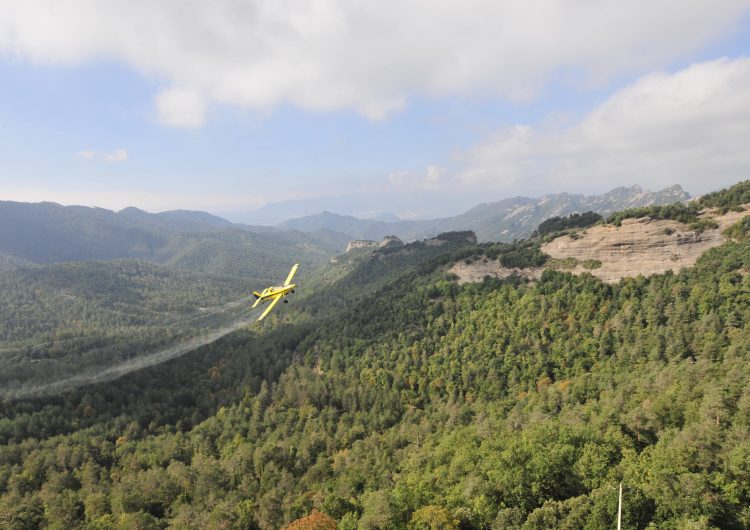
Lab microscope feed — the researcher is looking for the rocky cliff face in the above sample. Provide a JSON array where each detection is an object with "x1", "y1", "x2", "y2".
[
  {"x1": 449, "y1": 259, "x2": 543, "y2": 284},
  {"x1": 450, "y1": 206, "x2": 750, "y2": 284},
  {"x1": 346, "y1": 240, "x2": 379, "y2": 253},
  {"x1": 541, "y1": 208, "x2": 748, "y2": 283},
  {"x1": 346, "y1": 235, "x2": 404, "y2": 253},
  {"x1": 378, "y1": 235, "x2": 404, "y2": 249},
  {"x1": 541, "y1": 218, "x2": 718, "y2": 282}
]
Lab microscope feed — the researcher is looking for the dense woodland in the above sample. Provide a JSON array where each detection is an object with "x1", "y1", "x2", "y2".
[
  {"x1": 0, "y1": 261, "x2": 255, "y2": 394},
  {"x1": 1, "y1": 183, "x2": 750, "y2": 529}
]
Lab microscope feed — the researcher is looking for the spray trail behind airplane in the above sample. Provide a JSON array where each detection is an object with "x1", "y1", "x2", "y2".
[
  {"x1": 1, "y1": 306, "x2": 263, "y2": 400},
  {"x1": 0, "y1": 294, "x2": 258, "y2": 356}
]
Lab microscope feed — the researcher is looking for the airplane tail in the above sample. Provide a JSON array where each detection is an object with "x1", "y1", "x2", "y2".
[{"x1": 252, "y1": 291, "x2": 261, "y2": 299}]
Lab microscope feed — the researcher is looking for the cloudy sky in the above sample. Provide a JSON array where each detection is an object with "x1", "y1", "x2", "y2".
[{"x1": 0, "y1": 1, "x2": 749, "y2": 221}]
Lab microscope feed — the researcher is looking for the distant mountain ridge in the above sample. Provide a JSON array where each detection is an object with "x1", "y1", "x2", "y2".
[
  {"x1": 0, "y1": 201, "x2": 350, "y2": 278},
  {"x1": 0, "y1": 184, "x2": 689, "y2": 275},
  {"x1": 279, "y1": 184, "x2": 690, "y2": 242}
]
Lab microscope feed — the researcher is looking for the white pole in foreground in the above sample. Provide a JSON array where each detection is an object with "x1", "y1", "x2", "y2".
[{"x1": 617, "y1": 481, "x2": 623, "y2": 530}]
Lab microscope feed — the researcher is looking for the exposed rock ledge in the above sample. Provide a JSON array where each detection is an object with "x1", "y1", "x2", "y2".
[
  {"x1": 451, "y1": 206, "x2": 749, "y2": 284},
  {"x1": 346, "y1": 240, "x2": 379, "y2": 253},
  {"x1": 449, "y1": 259, "x2": 543, "y2": 284},
  {"x1": 346, "y1": 235, "x2": 405, "y2": 253},
  {"x1": 379, "y1": 235, "x2": 404, "y2": 249},
  {"x1": 541, "y1": 208, "x2": 747, "y2": 283}
]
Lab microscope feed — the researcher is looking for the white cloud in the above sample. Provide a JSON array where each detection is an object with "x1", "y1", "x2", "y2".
[
  {"x1": 155, "y1": 87, "x2": 206, "y2": 128},
  {"x1": 0, "y1": 1, "x2": 746, "y2": 125},
  {"x1": 100, "y1": 148, "x2": 128, "y2": 162},
  {"x1": 75, "y1": 148, "x2": 128, "y2": 162},
  {"x1": 389, "y1": 165, "x2": 451, "y2": 191},
  {"x1": 451, "y1": 57, "x2": 750, "y2": 195},
  {"x1": 75, "y1": 150, "x2": 96, "y2": 160}
]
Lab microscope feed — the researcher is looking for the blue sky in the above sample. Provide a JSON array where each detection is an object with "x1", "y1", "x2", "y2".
[{"x1": 1, "y1": 2, "x2": 749, "y2": 222}]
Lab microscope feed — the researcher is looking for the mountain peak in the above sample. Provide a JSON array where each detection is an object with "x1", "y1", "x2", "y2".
[
  {"x1": 119, "y1": 206, "x2": 148, "y2": 215},
  {"x1": 276, "y1": 184, "x2": 694, "y2": 243}
]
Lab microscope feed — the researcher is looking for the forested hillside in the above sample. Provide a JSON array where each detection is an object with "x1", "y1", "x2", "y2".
[
  {"x1": 2, "y1": 183, "x2": 750, "y2": 529},
  {"x1": 0, "y1": 200, "x2": 350, "y2": 393},
  {"x1": 0, "y1": 232, "x2": 476, "y2": 399},
  {"x1": 0, "y1": 201, "x2": 349, "y2": 277},
  {"x1": 0, "y1": 261, "x2": 255, "y2": 395}
]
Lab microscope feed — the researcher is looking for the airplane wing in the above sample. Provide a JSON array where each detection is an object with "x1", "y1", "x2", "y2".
[
  {"x1": 283, "y1": 263, "x2": 299, "y2": 286},
  {"x1": 258, "y1": 294, "x2": 282, "y2": 321}
]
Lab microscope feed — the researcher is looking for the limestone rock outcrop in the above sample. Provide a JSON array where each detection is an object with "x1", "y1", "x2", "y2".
[
  {"x1": 451, "y1": 206, "x2": 749, "y2": 284},
  {"x1": 345, "y1": 240, "x2": 378, "y2": 253},
  {"x1": 449, "y1": 259, "x2": 543, "y2": 284},
  {"x1": 541, "y1": 208, "x2": 747, "y2": 283},
  {"x1": 378, "y1": 235, "x2": 404, "y2": 249}
]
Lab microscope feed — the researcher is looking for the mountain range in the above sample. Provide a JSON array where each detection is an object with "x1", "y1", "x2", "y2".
[
  {"x1": 1, "y1": 185, "x2": 689, "y2": 276},
  {"x1": 278, "y1": 184, "x2": 690, "y2": 242},
  {"x1": 0, "y1": 201, "x2": 349, "y2": 279}
]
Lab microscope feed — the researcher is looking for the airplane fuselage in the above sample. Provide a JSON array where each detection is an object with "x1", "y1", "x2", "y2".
[
  {"x1": 252, "y1": 263, "x2": 299, "y2": 320},
  {"x1": 256, "y1": 283, "x2": 296, "y2": 302}
]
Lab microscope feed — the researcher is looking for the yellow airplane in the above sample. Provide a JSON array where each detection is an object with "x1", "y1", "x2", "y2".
[{"x1": 252, "y1": 263, "x2": 299, "y2": 321}]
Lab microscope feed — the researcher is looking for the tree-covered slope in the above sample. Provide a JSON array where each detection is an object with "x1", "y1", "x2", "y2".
[
  {"x1": 0, "y1": 201, "x2": 349, "y2": 278},
  {"x1": 2, "y1": 222, "x2": 750, "y2": 528},
  {"x1": 0, "y1": 254, "x2": 36, "y2": 273},
  {"x1": 155, "y1": 229, "x2": 349, "y2": 281},
  {"x1": 0, "y1": 260, "x2": 256, "y2": 394},
  {"x1": 0, "y1": 232, "x2": 477, "y2": 399}
]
